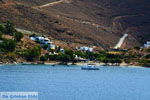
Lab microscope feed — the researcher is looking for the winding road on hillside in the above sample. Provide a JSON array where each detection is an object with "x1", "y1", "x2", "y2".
[
  {"x1": 35, "y1": 0, "x2": 72, "y2": 8},
  {"x1": 114, "y1": 33, "x2": 128, "y2": 49},
  {"x1": 33, "y1": 0, "x2": 109, "y2": 30},
  {"x1": 56, "y1": 15, "x2": 111, "y2": 31},
  {"x1": 16, "y1": 28, "x2": 40, "y2": 35},
  {"x1": 33, "y1": 0, "x2": 128, "y2": 48}
]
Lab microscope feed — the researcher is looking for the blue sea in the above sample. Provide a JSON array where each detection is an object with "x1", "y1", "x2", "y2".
[{"x1": 0, "y1": 64, "x2": 150, "y2": 100}]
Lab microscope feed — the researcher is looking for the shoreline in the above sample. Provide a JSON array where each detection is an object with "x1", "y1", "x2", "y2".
[{"x1": 0, "y1": 61, "x2": 143, "y2": 68}]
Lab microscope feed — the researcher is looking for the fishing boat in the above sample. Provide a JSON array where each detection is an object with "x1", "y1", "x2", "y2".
[{"x1": 81, "y1": 64, "x2": 99, "y2": 70}]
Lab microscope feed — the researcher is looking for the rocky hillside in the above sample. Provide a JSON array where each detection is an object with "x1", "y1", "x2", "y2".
[{"x1": 0, "y1": 0, "x2": 150, "y2": 49}]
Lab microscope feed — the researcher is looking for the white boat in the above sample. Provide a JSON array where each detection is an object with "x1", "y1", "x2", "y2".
[{"x1": 81, "y1": 64, "x2": 99, "y2": 70}]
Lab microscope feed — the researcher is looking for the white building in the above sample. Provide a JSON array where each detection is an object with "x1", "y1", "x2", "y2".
[
  {"x1": 31, "y1": 36, "x2": 53, "y2": 46},
  {"x1": 79, "y1": 46, "x2": 93, "y2": 52},
  {"x1": 60, "y1": 48, "x2": 65, "y2": 53},
  {"x1": 36, "y1": 36, "x2": 45, "y2": 41},
  {"x1": 144, "y1": 41, "x2": 150, "y2": 48},
  {"x1": 37, "y1": 37, "x2": 49, "y2": 44}
]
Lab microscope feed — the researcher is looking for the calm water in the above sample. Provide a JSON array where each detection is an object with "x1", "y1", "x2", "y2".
[{"x1": 0, "y1": 64, "x2": 150, "y2": 100}]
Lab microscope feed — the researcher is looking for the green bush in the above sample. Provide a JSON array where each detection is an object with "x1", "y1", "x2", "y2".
[
  {"x1": 74, "y1": 50, "x2": 84, "y2": 57},
  {"x1": 58, "y1": 53, "x2": 71, "y2": 64},
  {"x1": 4, "y1": 21, "x2": 16, "y2": 35},
  {"x1": 48, "y1": 54, "x2": 58, "y2": 61},
  {"x1": 65, "y1": 49, "x2": 75, "y2": 61},
  {"x1": 40, "y1": 56, "x2": 47, "y2": 62},
  {"x1": 138, "y1": 59, "x2": 150, "y2": 67},
  {"x1": 0, "y1": 39, "x2": 16, "y2": 52},
  {"x1": 14, "y1": 32, "x2": 24, "y2": 42},
  {"x1": 102, "y1": 54, "x2": 122, "y2": 65},
  {"x1": 23, "y1": 46, "x2": 41, "y2": 61}
]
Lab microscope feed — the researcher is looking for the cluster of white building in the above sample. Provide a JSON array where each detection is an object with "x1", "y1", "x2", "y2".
[
  {"x1": 144, "y1": 41, "x2": 150, "y2": 48},
  {"x1": 30, "y1": 36, "x2": 56, "y2": 50},
  {"x1": 30, "y1": 36, "x2": 94, "y2": 54}
]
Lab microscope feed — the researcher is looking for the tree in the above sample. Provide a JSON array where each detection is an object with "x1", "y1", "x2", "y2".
[
  {"x1": 98, "y1": 57, "x2": 105, "y2": 62},
  {"x1": 138, "y1": 59, "x2": 150, "y2": 67},
  {"x1": 84, "y1": 51, "x2": 94, "y2": 60},
  {"x1": 74, "y1": 50, "x2": 86, "y2": 58},
  {"x1": 58, "y1": 54, "x2": 71, "y2": 65},
  {"x1": 103, "y1": 58, "x2": 109, "y2": 65},
  {"x1": 110, "y1": 59, "x2": 115, "y2": 65},
  {"x1": 0, "y1": 39, "x2": 16, "y2": 52},
  {"x1": 65, "y1": 49, "x2": 75, "y2": 63},
  {"x1": 40, "y1": 56, "x2": 47, "y2": 63},
  {"x1": 45, "y1": 53, "x2": 49, "y2": 60},
  {"x1": 114, "y1": 58, "x2": 122, "y2": 66},
  {"x1": 14, "y1": 32, "x2": 24, "y2": 42},
  {"x1": 49, "y1": 54, "x2": 58, "y2": 61},
  {"x1": 23, "y1": 45, "x2": 41, "y2": 61},
  {"x1": 4, "y1": 21, "x2": 16, "y2": 35}
]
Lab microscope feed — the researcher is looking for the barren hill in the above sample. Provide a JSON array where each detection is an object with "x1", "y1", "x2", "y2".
[{"x1": 0, "y1": 0, "x2": 150, "y2": 49}]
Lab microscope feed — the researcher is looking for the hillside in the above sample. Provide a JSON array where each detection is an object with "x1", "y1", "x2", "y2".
[{"x1": 0, "y1": 0, "x2": 150, "y2": 49}]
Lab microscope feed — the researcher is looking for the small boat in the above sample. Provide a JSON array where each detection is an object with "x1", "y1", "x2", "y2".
[{"x1": 81, "y1": 64, "x2": 99, "y2": 70}]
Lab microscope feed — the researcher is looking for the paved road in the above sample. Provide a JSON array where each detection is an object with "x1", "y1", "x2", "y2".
[
  {"x1": 36, "y1": 0, "x2": 72, "y2": 8},
  {"x1": 114, "y1": 33, "x2": 128, "y2": 49},
  {"x1": 16, "y1": 28, "x2": 40, "y2": 35}
]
